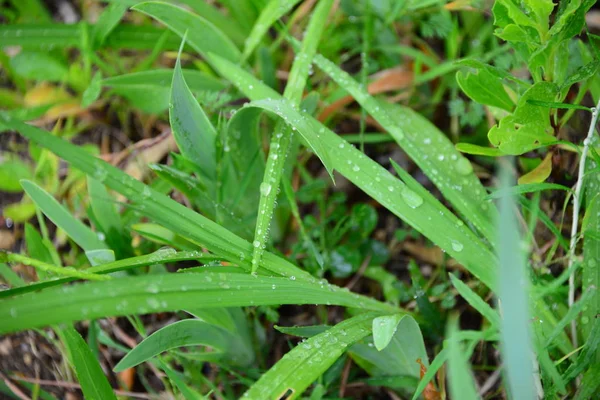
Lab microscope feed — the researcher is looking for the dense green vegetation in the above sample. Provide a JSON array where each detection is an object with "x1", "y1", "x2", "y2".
[{"x1": 0, "y1": 0, "x2": 599, "y2": 399}]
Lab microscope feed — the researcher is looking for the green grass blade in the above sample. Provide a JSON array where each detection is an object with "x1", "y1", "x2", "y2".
[
  {"x1": 311, "y1": 53, "x2": 498, "y2": 244},
  {"x1": 0, "y1": 117, "x2": 310, "y2": 281},
  {"x1": 247, "y1": 0, "x2": 333, "y2": 273},
  {"x1": 159, "y1": 360, "x2": 207, "y2": 400},
  {"x1": 0, "y1": 23, "x2": 180, "y2": 50},
  {"x1": 446, "y1": 316, "x2": 480, "y2": 400},
  {"x1": 131, "y1": 1, "x2": 241, "y2": 62},
  {"x1": 0, "y1": 249, "x2": 217, "y2": 298},
  {"x1": 62, "y1": 326, "x2": 118, "y2": 400},
  {"x1": 582, "y1": 194, "x2": 600, "y2": 342},
  {"x1": 171, "y1": 37, "x2": 217, "y2": 182},
  {"x1": 176, "y1": 0, "x2": 246, "y2": 46},
  {"x1": 103, "y1": 69, "x2": 225, "y2": 92},
  {"x1": 485, "y1": 183, "x2": 572, "y2": 199},
  {"x1": 243, "y1": 313, "x2": 376, "y2": 399},
  {"x1": 242, "y1": 0, "x2": 302, "y2": 60},
  {"x1": 206, "y1": 54, "x2": 498, "y2": 289},
  {"x1": 497, "y1": 164, "x2": 537, "y2": 400},
  {"x1": 0, "y1": 272, "x2": 395, "y2": 334},
  {"x1": 92, "y1": 2, "x2": 128, "y2": 48},
  {"x1": 2, "y1": 252, "x2": 109, "y2": 281},
  {"x1": 449, "y1": 273, "x2": 500, "y2": 327},
  {"x1": 114, "y1": 319, "x2": 248, "y2": 371},
  {"x1": 21, "y1": 180, "x2": 108, "y2": 252}
]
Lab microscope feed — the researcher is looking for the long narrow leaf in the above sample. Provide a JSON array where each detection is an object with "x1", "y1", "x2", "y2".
[{"x1": 0, "y1": 272, "x2": 395, "y2": 334}]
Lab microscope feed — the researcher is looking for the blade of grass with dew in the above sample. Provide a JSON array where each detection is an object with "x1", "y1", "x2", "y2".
[
  {"x1": 205, "y1": 53, "x2": 498, "y2": 290},
  {"x1": 544, "y1": 286, "x2": 596, "y2": 347},
  {"x1": 582, "y1": 194, "x2": 600, "y2": 342},
  {"x1": 114, "y1": 319, "x2": 253, "y2": 371},
  {"x1": 1, "y1": 252, "x2": 109, "y2": 282},
  {"x1": 170, "y1": 36, "x2": 217, "y2": 185},
  {"x1": 20, "y1": 179, "x2": 113, "y2": 265},
  {"x1": 0, "y1": 272, "x2": 395, "y2": 334},
  {"x1": 311, "y1": 53, "x2": 498, "y2": 244},
  {"x1": 242, "y1": 0, "x2": 302, "y2": 60},
  {"x1": 449, "y1": 273, "x2": 501, "y2": 327},
  {"x1": 103, "y1": 69, "x2": 225, "y2": 92},
  {"x1": 131, "y1": 1, "x2": 241, "y2": 62},
  {"x1": 0, "y1": 116, "x2": 316, "y2": 282},
  {"x1": 497, "y1": 163, "x2": 537, "y2": 400},
  {"x1": 61, "y1": 325, "x2": 117, "y2": 400},
  {"x1": 0, "y1": 249, "x2": 218, "y2": 298},
  {"x1": 248, "y1": 0, "x2": 334, "y2": 274},
  {"x1": 243, "y1": 312, "x2": 378, "y2": 399},
  {"x1": 446, "y1": 316, "x2": 480, "y2": 400}
]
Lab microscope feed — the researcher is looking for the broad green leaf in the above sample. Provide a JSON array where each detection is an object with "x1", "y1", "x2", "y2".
[
  {"x1": 582, "y1": 194, "x2": 600, "y2": 341},
  {"x1": 132, "y1": 1, "x2": 241, "y2": 62},
  {"x1": 372, "y1": 314, "x2": 404, "y2": 351},
  {"x1": 82, "y1": 72, "x2": 103, "y2": 108},
  {"x1": 561, "y1": 59, "x2": 600, "y2": 91},
  {"x1": 0, "y1": 158, "x2": 32, "y2": 192},
  {"x1": 242, "y1": 0, "x2": 303, "y2": 59},
  {"x1": 446, "y1": 317, "x2": 479, "y2": 400},
  {"x1": 62, "y1": 326, "x2": 118, "y2": 400},
  {"x1": 206, "y1": 53, "x2": 498, "y2": 290},
  {"x1": 243, "y1": 313, "x2": 376, "y2": 399},
  {"x1": 114, "y1": 319, "x2": 253, "y2": 371},
  {"x1": 518, "y1": 153, "x2": 553, "y2": 184},
  {"x1": 548, "y1": 0, "x2": 595, "y2": 42},
  {"x1": 0, "y1": 249, "x2": 218, "y2": 298},
  {"x1": 21, "y1": 180, "x2": 108, "y2": 252},
  {"x1": 92, "y1": 2, "x2": 128, "y2": 48},
  {"x1": 456, "y1": 68, "x2": 514, "y2": 111},
  {"x1": 248, "y1": 0, "x2": 334, "y2": 273},
  {"x1": 449, "y1": 273, "x2": 500, "y2": 326},
  {"x1": 526, "y1": 99, "x2": 591, "y2": 111},
  {"x1": 0, "y1": 272, "x2": 394, "y2": 334},
  {"x1": 497, "y1": 163, "x2": 536, "y2": 400},
  {"x1": 488, "y1": 82, "x2": 558, "y2": 155},
  {"x1": 311, "y1": 52, "x2": 498, "y2": 244},
  {"x1": 10, "y1": 51, "x2": 68, "y2": 82},
  {"x1": 350, "y1": 315, "x2": 426, "y2": 379},
  {"x1": 170, "y1": 37, "x2": 217, "y2": 182}
]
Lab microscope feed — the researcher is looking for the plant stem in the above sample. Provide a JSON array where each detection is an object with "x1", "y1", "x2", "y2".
[{"x1": 568, "y1": 98, "x2": 600, "y2": 347}]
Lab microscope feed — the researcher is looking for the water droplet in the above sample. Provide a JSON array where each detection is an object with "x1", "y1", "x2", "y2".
[
  {"x1": 401, "y1": 189, "x2": 423, "y2": 209},
  {"x1": 352, "y1": 165, "x2": 360, "y2": 172},
  {"x1": 451, "y1": 241, "x2": 464, "y2": 252},
  {"x1": 253, "y1": 240, "x2": 261, "y2": 248},
  {"x1": 581, "y1": 316, "x2": 590, "y2": 324},
  {"x1": 456, "y1": 158, "x2": 473, "y2": 175},
  {"x1": 260, "y1": 183, "x2": 272, "y2": 196}
]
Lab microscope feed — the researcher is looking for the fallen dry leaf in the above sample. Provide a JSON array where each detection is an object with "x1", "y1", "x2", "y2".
[{"x1": 417, "y1": 358, "x2": 442, "y2": 400}]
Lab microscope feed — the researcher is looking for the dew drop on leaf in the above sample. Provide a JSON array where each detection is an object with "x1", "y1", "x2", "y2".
[{"x1": 401, "y1": 189, "x2": 423, "y2": 209}]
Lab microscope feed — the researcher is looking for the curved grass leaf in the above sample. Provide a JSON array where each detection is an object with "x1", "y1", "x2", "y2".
[
  {"x1": 103, "y1": 69, "x2": 224, "y2": 91},
  {"x1": 3, "y1": 252, "x2": 109, "y2": 282},
  {"x1": 485, "y1": 182, "x2": 571, "y2": 200},
  {"x1": 0, "y1": 249, "x2": 216, "y2": 299},
  {"x1": 62, "y1": 326, "x2": 117, "y2": 400},
  {"x1": 247, "y1": 0, "x2": 334, "y2": 274},
  {"x1": 21, "y1": 180, "x2": 109, "y2": 261},
  {"x1": 242, "y1": 0, "x2": 302, "y2": 59},
  {"x1": 114, "y1": 319, "x2": 252, "y2": 371},
  {"x1": 159, "y1": 360, "x2": 207, "y2": 400},
  {"x1": 311, "y1": 53, "x2": 498, "y2": 244},
  {"x1": 0, "y1": 272, "x2": 395, "y2": 334},
  {"x1": 92, "y1": 2, "x2": 128, "y2": 48},
  {"x1": 170, "y1": 37, "x2": 217, "y2": 181},
  {"x1": 132, "y1": 1, "x2": 241, "y2": 62},
  {"x1": 206, "y1": 53, "x2": 498, "y2": 290},
  {"x1": 372, "y1": 314, "x2": 406, "y2": 351},
  {"x1": 244, "y1": 313, "x2": 376, "y2": 399}
]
